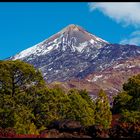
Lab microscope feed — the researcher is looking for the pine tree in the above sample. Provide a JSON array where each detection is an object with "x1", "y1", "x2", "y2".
[
  {"x1": 0, "y1": 60, "x2": 46, "y2": 133},
  {"x1": 66, "y1": 89, "x2": 95, "y2": 126},
  {"x1": 113, "y1": 74, "x2": 140, "y2": 123},
  {"x1": 0, "y1": 60, "x2": 45, "y2": 97},
  {"x1": 95, "y1": 89, "x2": 112, "y2": 129},
  {"x1": 79, "y1": 89, "x2": 95, "y2": 109}
]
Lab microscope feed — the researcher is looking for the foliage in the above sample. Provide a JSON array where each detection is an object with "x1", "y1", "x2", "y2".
[
  {"x1": 65, "y1": 89, "x2": 95, "y2": 126},
  {"x1": 13, "y1": 104, "x2": 37, "y2": 134},
  {"x1": 0, "y1": 60, "x2": 46, "y2": 134},
  {"x1": 112, "y1": 91, "x2": 132, "y2": 114},
  {"x1": 120, "y1": 110, "x2": 140, "y2": 124},
  {"x1": 0, "y1": 95, "x2": 15, "y2": 128},
  {"x1": 0, "y1": 60, "x2": 45, "y2": 97},
  {"x1": 79, "y1": 89, "x2": 95, "y2": 109},
  {"x1": 33, "y1": 86, "x2": 70, "y2": 128},
  {"x1": 95, "y1": 89, "x2": 112, "y2": 129},
  {"x1": 113, "y1": 74, "x2": 140, "y2": 123}
]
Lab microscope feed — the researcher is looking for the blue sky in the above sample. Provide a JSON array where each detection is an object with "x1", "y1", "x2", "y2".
[{"x1": 0, "y1": 2, "x2": 139, "y2": 60}]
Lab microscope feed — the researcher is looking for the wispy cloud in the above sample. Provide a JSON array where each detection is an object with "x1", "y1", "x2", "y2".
[
  {"x1": 89, "y1": 2, "x2": 140, "y2": 45},
  {"x1": 89, "y1": 2, "x2": 140, "y2": 27},
  {"x1": 120, "y1": 30, "x2": 140, "y2": 46}
]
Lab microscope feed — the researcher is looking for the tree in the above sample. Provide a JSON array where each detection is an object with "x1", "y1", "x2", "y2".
[
  {"x1": 65, "y1": 89, "x2": 95, "y2": 126},
  {"x1": 0, "y1": 60, "x2": 46, "y2": 133},
  {"x1": 0, "y1": 94, "x2": 15, "y2": 128},
  {"x1": 95, "y1": 89, "x2": 112, "y2": 129},
  {"x1": 120, "y1": 110, "x2": 140, "y2": 124},
  {"x1": 13, "y1": 104, "x2": 38, "y2": 134},
  {"x1": 113, "y1": 74, "x2": 140, "y2": 123},
  {"x1": 112, "y1": 91, "x2": 132, "y2": 114},
  {"x1": 32, "y1": 86, "x2": 70, "y2": 128},
  {"x1": 79, "y1": 89, "x2": 95, "y2": 110},
  {"x1": 123, "y1": 74, "x2": 140, "y2": 111},
  {"x1": 0, "y1": 60, "x2": 45, "y2": 97}
]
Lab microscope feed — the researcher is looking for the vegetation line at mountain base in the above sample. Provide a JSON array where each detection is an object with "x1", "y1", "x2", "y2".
[{"x1": 0, "y1": 60, "x2": 140, "y2": 138}]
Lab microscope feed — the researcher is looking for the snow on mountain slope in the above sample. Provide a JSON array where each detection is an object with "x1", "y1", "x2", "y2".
[
  {"x1": 12, "y1": 24, "x2": 108, "y2": 60},
  {"x1": 10, "y1": 24, "x2": 140, "y2": 87}
]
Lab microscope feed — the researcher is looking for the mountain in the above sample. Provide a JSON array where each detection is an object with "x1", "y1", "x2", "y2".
[
  {"x1": 48, "y1": 56, "x2": 140, "y2": 101},
  {"x1": 10, "y1": 24, "x2": 109, "y2": 83},
  {"x1": 10, "y1": 24, "x2": 140, "y2": 98}
]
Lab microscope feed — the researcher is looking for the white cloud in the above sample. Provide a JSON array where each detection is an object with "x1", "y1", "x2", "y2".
[
  {"x1": 120, "y1": 30, "x2": 140, "y2": 46},
  {"x1": 89, "y1": 2, "x2": 140, "y2": 27},
  {"x1": 89, "y1": 3, "x2": 140, "y2": 45}
]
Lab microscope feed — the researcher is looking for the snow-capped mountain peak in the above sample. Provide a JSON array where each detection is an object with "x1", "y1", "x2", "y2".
[
  {"x1": 60, "y1": 24, "x2": 80, "y2": 32},
  {"x1": 11, "y1": 24, "x2": 109, "y2": 60}
]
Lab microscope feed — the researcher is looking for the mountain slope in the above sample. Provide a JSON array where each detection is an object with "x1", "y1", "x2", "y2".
[
  {"x1": 10, "y1": 24, "x2": 140, "y2": 99},
  {"x1": 76, "y1": 44, "x2": 140, "y2": 78},
  {"x1": 12, "y1": 24, "x2": 108, "y2": 60},
  {"x1": 48, "y1": 56, "x2": 140, "y2": 101},
  {"x1": 85, "y1": 56, "x2": 140, "y2": 97},
  {"x1": 10, "y1": 24, "x2": 109, "y2": 83}
]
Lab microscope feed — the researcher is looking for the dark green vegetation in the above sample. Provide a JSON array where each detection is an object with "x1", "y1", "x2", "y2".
[
  {"x1": 95, "y1": 89, "x2": 112, "y2": 129},
  {"x1": 0, "y1": 60, "x2": 112, "y2": 134},
  {"x1": 0, "y1": 60, "x2": 139, "y2": 138},
  {"x1": 113, "y1": 74, "x2": 140, "y2": 124}
]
